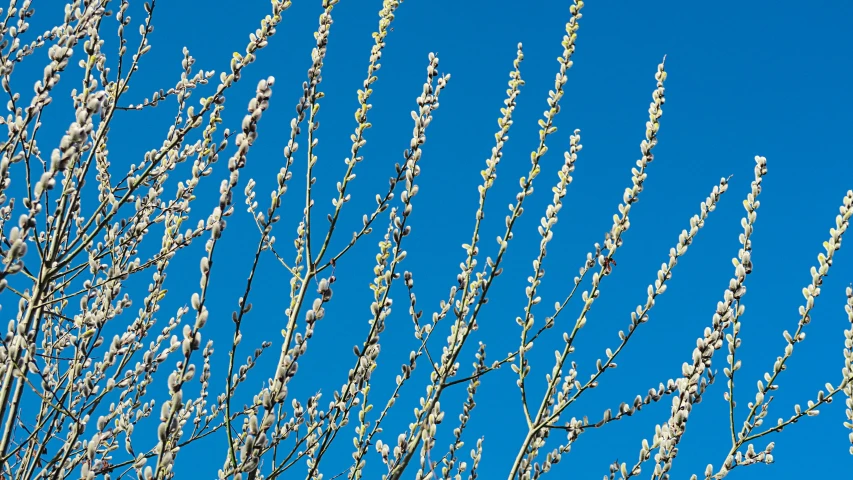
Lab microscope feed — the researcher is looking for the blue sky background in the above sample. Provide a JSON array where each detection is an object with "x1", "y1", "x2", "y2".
[{"x1": 8, "y1": 0, "x2": 853, "y2": 478}]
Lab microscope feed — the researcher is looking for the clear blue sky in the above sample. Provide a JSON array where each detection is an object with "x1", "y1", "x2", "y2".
[{"x1": 14, "y1": 0, "x2": 853, "y2": 478}]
